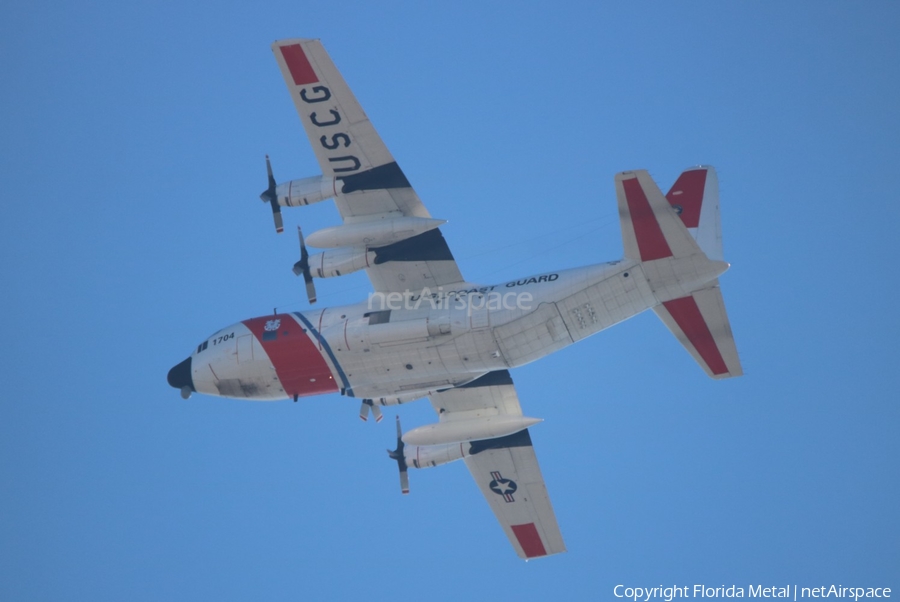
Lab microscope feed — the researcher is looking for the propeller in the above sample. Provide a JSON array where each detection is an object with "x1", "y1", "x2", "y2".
[
  {"x1": 387, "y1": 416, "x2": 409, "y2": 494},
  {"x1": 259, "y1": 155, "x2": 284, "y2": 233},
  {"x1": 359, "y1": 399, "x2": 383, "y2": 422},
  {"x1": 291, "y1": 226, "x2": 318, "y2": 304}
]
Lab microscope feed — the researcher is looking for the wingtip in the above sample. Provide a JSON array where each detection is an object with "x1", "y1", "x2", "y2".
[{"x1": 272, "y1": 37, "x2": 320, "y2": 49}]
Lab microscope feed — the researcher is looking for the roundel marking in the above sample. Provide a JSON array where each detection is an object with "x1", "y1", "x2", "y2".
[{"x1": 488, "y1": 471, "x2": 517, "y2": 503}]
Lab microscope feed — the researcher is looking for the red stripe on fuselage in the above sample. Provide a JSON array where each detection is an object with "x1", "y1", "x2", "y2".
[
  {"x1": 511, "y1": 523, "x2": 547, "y2": 558},
  {"x1": 623, "y1": 177, "x2": 672, "y2": 261},
  {"x1": 280, "y1": 44, "x2": 318, "y2": 85},
  {"x1": 665, "y1": 169, "x2": 707, "y2": 228},
  {"x1": 242, "y1": 314, "x2": 338, "y2": 398},
  {"x1": 662, "y1": 296, "x2": 729, "y2": 375}
]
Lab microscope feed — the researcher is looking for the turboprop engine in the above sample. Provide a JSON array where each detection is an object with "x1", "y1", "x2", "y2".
[
  {"x1": 275, "y1": 174, "x2": 337, "y2": 207},
  {"x1": 259, "y1": 156, "x2": 336, "y2": 234},
  {"x1": 403, "y1": 440, "x2": 473, "y2": 469},
  {"x1": 306, "y1": 247, "x2": 376, "y2": 278},
  {"x1": 386, "y1": 416, "x2": 539, "y2": 494},
  {"x1": 388, "y1": 417, "x2": 469, "y2": 494}
]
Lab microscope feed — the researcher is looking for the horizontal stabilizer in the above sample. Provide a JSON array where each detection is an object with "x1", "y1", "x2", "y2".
[{"x1": 652, "y1": 283, "x2": 742, "y2": 379}]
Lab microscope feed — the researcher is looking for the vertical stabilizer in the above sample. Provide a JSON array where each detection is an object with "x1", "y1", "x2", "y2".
[
  {"x1": 665, "y1": 166, "x2": 722, "y2": 261},
  {"x1": 615, "y1": 170, "x2": 702, "y2": 262}
]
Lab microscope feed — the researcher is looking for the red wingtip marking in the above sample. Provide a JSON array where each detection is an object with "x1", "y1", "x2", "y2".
[
  {"x1": 511, "y1": 523, "x2": 547, "y2": 558},
  {"x1": 663, "y1": 296, "x2": 729, "y2": 375},
  {"x1": 280, "y1": 44, "x2": 318, "y2": 85},
  {"x1": 665, "y1": 169, "x2": 707, "y2": 229},
  {"x1": 376, "y1": 415, "x2": 384, "y2": 423},
  {"x1": 622, "y1": 177, "x2": 672, "y2": 261},
  {"x1": 360, "y1": 416, "x2": 367, "y2": 422}
]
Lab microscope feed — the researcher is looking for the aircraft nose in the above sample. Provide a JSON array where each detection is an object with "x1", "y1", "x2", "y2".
[{"x1": 167, "y1": 357, "x2": 194, "y2": 398}]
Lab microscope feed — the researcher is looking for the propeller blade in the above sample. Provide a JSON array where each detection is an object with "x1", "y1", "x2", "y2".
[
  {"x1": 387, "y1": 415, "x2": 409, "y2": 494},
  {"x1": 260, "y1": 155, "x2": 276, "y2": 201},
  {"x1": 271, "y1": 204, "x2": 284, "y2": 234},
  {"x1": 259, "y1": 155, "x2": 283, "y2": 233},
  {"x1": 304, "y1": 278, "x2": 317, "y2": 305},
  {"x1": 399, "y1": 469, "x2": 410, "y2": 495},
  {"x1": 292, "y1": 226, "x2": 318, "y2": 304}
]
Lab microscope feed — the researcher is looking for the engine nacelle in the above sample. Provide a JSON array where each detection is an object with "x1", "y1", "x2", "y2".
[
  {"x1": 404, "y1": 441, "x2": 472, "y2": 469},
  {"x1": 276, "y1": 175, "x2": 337, "y2": 207},
  {"x1": 307, "y1": 247, "x2": 376, "y2": 278}
]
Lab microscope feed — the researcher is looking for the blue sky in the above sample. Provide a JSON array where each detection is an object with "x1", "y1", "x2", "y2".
[{"x1": 2, "y1": 1, "x2": 898, "y2": 600}]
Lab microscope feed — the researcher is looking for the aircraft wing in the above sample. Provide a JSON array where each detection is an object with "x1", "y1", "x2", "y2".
[
  {"x1": 271, "y1": 38, "x2": 464, "y2": 293},
  {"x1": 428, "y1": 371, "x2": 566, "y2": 559}
]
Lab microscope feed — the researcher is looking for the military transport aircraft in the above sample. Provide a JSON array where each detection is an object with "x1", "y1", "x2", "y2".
[{"x1": 167, "y1": 38, "x2": 743, "y2": 559}]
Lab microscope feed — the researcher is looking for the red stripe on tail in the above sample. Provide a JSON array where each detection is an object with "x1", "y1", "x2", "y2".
[
  {"x1": 280, "y1": 44, "x2": 318, "y2": 85},
  {"x1": 665, "y1": 169, "x2": 707, "y2": 228},
  {"x1": 623, "y1": 177, "x2": 672, "y2": 261},
  {"x1": 511, "y1": 523, "x2": 547, "y2": 558},
  {"x1": 662, "y1": 296, "x2": 729, "y2": 375}
]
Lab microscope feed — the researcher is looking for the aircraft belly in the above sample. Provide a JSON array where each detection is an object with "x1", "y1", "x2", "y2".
[
  {"x1": 555, "y1": 264, "x2": 657, "y2": 342},
  {"x1": 436, "y1": 329, "x2": 507, "y2": 374},
  {"x1": 492, "y1": 302, "x2": 574, "y2": 368},
  {"x1": 333, "y1": 334, "x2": 501, "y2": 398}
]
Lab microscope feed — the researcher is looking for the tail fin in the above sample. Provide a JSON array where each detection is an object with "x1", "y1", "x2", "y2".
[
  {"x1": 615, "y1": 168, "x2": 742, "y2": 379},
  {"x1": 665, "y1": 166, "x2": 722, "y2": 261},
  {"x1": 615, "y1": 170, "x2": 701, "y2": 262}
]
